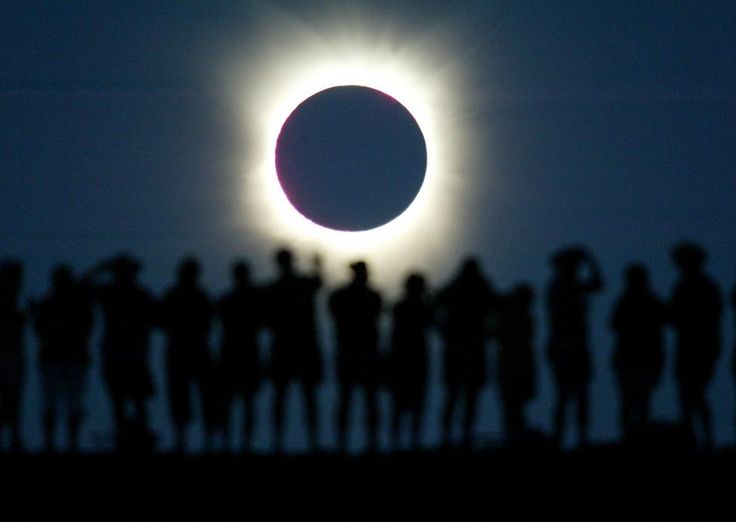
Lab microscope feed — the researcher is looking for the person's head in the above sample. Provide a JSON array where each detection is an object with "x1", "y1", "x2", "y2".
[
  {"x1": 458, "y1": 256, "x2": 481, "y2": 282},
  {"x1": 109, "y1": 253, "x2": 141, "y2": 285},
  {"x1": 551, "y1": 246, "x2": 585, "y2": 278},
  {"x1": 625, "y1": 263, "x2": 649, "y2": 291},
  {"x1": 232, "y1": 260, "x2": 250, "y2": 287},
  {"x1": 177, "y1": 257, "x2": 200, "y2": 287},
  {"x1": 405, "y1": 273, "x2": 426, "y2": 299},
  {"x1": 52, "y1": 264, "x2": 74, "y2": 294},
  {"x1": 349, "y1": 260, "x2": 369, "y2": 286},
  {"x1": 512, "y1": 283, "x2": 534, "y2": 308},
  {"x1": 671, "y1": 242, "x2": 706, "y2": 275},
  {"x1": 275, "y1": 248, "x2": 293, "y2": 275},
  {"x1": 0, "y1": 260, "x2": 22, "y2": 305}
]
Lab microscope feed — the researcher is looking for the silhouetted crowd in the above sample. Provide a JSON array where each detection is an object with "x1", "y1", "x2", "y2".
[{"x1": 0, "y1": 242, "x2": 732, "y2": 454}]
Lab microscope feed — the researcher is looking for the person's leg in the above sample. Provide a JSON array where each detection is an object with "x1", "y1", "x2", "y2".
[
  {"x1": 337, "y1": 383, "x2": 352, "y2": 453},
  {"x1": 66, "y1": 364, "x2": 87, "y2": 452},
  {"x1": 552, "y1": 374, "x2": 568, "y2": 447},
  {"x1": 301, "y1": 380, "x2": 319, "y2": 452},
  {"x1": 390, "y1": 388, "x2": 404, "y2": 450},
  {"x1": 411, "y1": 383, "x2": 426, "y2": 450},
  {"x1": 442, "y1": 384, "x2": 459, "y2": 447},
  {"x1": 365, "y1": 384, "x2": 379, "y2": 453},
  {"x1": 242, "y1": 389, "x2": 255, "y2": 453},
  {"x1": 462, "y1": 385, "x2": 479, "y2": 449},
  {"x1": 678, "y1": 384, "x2": 695, "y2": 441},
  {"x1": 168, "y1": 363, "x2": 189, "y2": 453},
  {"x1": 695, "y1": 386, "x2": 713, "y2": 449},
  {"x1": 576, "y1": 380, "x2": 590, "y2": 447},
  {"x1": 273, "y1": 381, "x2": 288, "y2": 454},
  {"x1": 40, "y1": 363, "x2": 57, "y2": 452}
]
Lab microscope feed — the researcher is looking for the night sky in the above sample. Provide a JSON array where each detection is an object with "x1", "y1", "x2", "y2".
[{"x1": 1, "y1": 1, "x2": 735, "y2": 451}]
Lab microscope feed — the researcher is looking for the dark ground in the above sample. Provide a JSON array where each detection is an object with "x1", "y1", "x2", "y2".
[{"x1": 2, "y1": 442, "x2": 735, "y2": 521}]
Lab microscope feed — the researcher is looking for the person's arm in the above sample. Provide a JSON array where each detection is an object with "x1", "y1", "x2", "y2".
[
  {"x1": 310, "y1": 254, "x2": 323, "y2": 288},
  {"x1": 581, "y1": 251, "x2": 604, "y2": 293}
]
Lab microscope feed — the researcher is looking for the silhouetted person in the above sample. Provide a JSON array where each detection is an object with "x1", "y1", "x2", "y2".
[
  {"x1": 388, "y1": 273, "x2": 433, "y2": 451},
  {"x1": 33, "y1": 265, "x2": 94, "y2": 452},
  {"x1": 217, "y1": 260, "x2": 262, "y2": 453},
  {"x1": 436, "y1": 257, "x2": 496, "y2": 449},
  {"x1": 263, "y1": 249, "x2": 322, "y2": 453},
  {"x1": 329, "y1": 261, "x2": 383, "y2": 453},
  {"x1": 87, "y1": 254, "x2": 157, "y2": 451},
  {"x1": 733, "y1": 286, "x2": 736, "y2": 437},
  {"x1": 546, "y1": 246, "x2": 603, "y2": 447},
  {"x1": 160, "y1": 257, "x2": 213, "y2": 453},
  {"x1": 0, "y1": 261, "x2": 25, "y2": 452},
  {"x1": 610, "y1": 264, "x2": 666, "y2": 442},
  {"x1": 670, "y1": 242, "x2": 721, "y2": 448},
  {"x1": 496, "y1": 284, "x2": 536, "y2": 445}
]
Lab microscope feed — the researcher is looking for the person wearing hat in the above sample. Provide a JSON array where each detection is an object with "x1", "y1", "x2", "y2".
[
  {"x1": 546, "y1": 246, "x2": 603, "y2": 448},
  {"x1": 85, "y1": 253, "x2": 158, "y2": 451},
  {"x1": 669, "y1": 242, "x2": 721, "y2": 448},
  {"x1": 329, "y1": 260, "x2": 383, "y2": 453}
]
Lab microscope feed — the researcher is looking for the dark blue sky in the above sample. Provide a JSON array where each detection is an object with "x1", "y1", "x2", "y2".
[{"x1": 1, "y1": 1, "x2": 735, "y2": 450}]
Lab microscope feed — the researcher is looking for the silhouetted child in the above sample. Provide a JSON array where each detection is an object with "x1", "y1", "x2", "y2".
[
  {"x1": 263, "y1": 248, "x2": 323, "y2": 453},
  {"x1": 496, "y1": 284, "x2": 536, "y2": 445},
  {"x1": 33, "y1": 265, "x2": 94, "y2": 452},
  {"x1": 610, "y1": 264, "x2": 665, "y2": 441},
  {"x1": 0, "y1": 261, "x2": 25, "y2": 452},
  {"x1": 86, "y1": 254, "x2": 158, "y2": 452},
  {"x1": 436, "y1": 257, "x2": 496, "y2": 449},
  {"x1": 388, "y1": 273, "x2": 433, "y2": 451},
  {"x1": 329, "y1": 261, "x2": 383, "y2": 453},
  {"x1": 217, "y1": 260, "x2": 263, "y2": 453},
  {"x1": 160, "y1": 257, "x2": 213, "y2": 453},
  {"x1": 546, "y1": 246, "x2": 603, "y2": 447},
  {"x1": 670, "y1": 242, "x2": 721, "y2": 448}
]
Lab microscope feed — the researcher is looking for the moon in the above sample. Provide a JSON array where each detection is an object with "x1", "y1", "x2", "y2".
[{"x1": 275, "y1": 85, "x2": 427, "y2": 231}]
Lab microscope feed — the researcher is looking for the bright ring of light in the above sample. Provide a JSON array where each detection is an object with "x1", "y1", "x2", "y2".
[{"x1": 231, "y1": 10, "x2": 479, "y2": 272}]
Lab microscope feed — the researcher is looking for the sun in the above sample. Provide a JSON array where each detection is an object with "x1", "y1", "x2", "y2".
[{"x1": 229, "y1": 6, "x2": 481, "y2": 277}]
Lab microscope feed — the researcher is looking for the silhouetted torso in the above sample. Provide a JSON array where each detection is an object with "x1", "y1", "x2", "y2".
[
  {"x1": 670, "y1": 273, "x2": 721, "y2": 385},
  {"x1": 611, "y1": 287, "x2": 666, "y2": 390},
  {"x1": 264, "y1": 272, "x2": 322, "y2": 383},
  {"x1": 436, "y1": 272, "x2": 494, "y2": 386},
  {"x1": 329, "y1": 281, "x2": 382, "y2": 385},
  {"x1": 390, "y1": 294, "x2": 433, "y2": 387},
  {"x1": 0, "y1": 305, "x2": 24, "y2": 361},
  {"x1": 97, "y1": 282, "x2": 157, "y2": 366},
  {"x1": 34, "y1": 286, "x2": 93, "y2": 365},
  {"x1": 546, "y1": 277, "x2": 592, "y2": 380},
  {"x1": 219, "y1": 285, "x2": 261, "y2": 371},
  {"x1": 161, "y1": 285, "x2": 212, "y2": 367}
]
